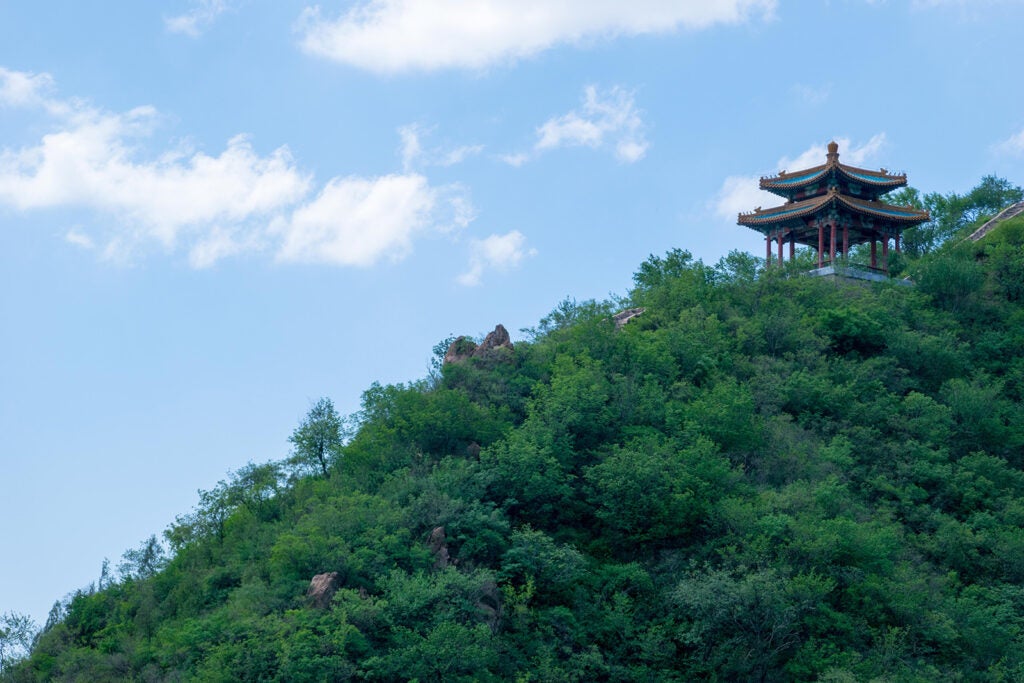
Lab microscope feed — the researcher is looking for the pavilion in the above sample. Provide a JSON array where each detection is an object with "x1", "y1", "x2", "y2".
[{"x1": 737, "y1": 141, "x2": 929, "y2": 275}]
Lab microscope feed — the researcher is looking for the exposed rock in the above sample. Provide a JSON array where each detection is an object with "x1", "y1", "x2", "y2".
[
  {"x1": 475, "y1": 324, "x2": 513, "y2": 356},
  {"x1": 466, "y1": 441, "x2": 482, "y2": 459},
  {"x1": 613, "y1": 307, "x2": 645, "y2": 330},
  {"x1": 444, "y1": 336, "x2": 478, "y2": 364},
  {"x1": 306, "y1": 572, "x2": 341, "y2": 609},
  {"x1": 428, "y1": 526, "x2": 450, "y2": 569},
  {"x1": 444, "y1": 324, "x2": 514, "y2": 365}
]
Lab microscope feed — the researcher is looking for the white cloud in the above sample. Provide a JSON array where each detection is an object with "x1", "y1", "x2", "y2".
[
  {"x1": 398, "y1": 123, "x2": 483, "y2": 171},
  {"x1": 712, "y1": 134, "x2": 888, "y2": 220},
  {"x1": 0, "y1": 67, "x2": 486, "y2": 271},
  {"x1": 0, "y1": 104, "x2": 310, "y2": 261},
  {"x1": 457, "y1": 230, "x2": 534, "y2": 286},
  {"x1": 165, "y1": 0, "x2": 234, "y2": 37},
  {"x1": 64, "y1": 228, "x2": 94, "y2": 250},
  {"x1": 509, "y1": 85, "x2": 649, "y2": 165},
  {"x1": 0, "y1": 67, "x2": 56, "y2": 108},
  {"x1": 713, "y1": 174, "x2": 775, "y2": 221},
  {"x1": 994, "y1": 128, "x2": 1024, "y2": 157},
  {"x1": 276, "y1": 173, "x2": 471, "y2": 267},
  {"x1": 398, "y1": 124, "x2": 425, "y2": 171},
  {"x1": 298, "y1": 0, "x2": 776, "y2": 73}
]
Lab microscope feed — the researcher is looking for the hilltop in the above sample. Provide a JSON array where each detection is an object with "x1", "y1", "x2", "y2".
[{"x1": 5, "y1": 181, "x2": 1024, "y2": 682}]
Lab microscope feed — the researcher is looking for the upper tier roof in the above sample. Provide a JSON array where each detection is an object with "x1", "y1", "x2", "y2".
[
  {"x1": 759, "y1": 141, "x2": 908, "y2": 199},
  {"x1": 737, "y1": 187, "x2": 930, "y2": 229}
]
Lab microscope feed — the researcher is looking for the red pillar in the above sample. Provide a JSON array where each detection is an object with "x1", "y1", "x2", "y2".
[
  {"x1": 766, "y1": 234, "x2": 771, "y2": 265},
  {"x1": 895, "y1": 234, "x2": 901, "y2": 253},
  {"x1": 830, "y1": 222, "x2": 837, "y2": 266},
  {"x1": 817, "y1": 224, "x2": 824, "y2": 268},
  {"x1": 842, "y1": 224, "x2": 849, "y2": 260},
  {"x1": 790, "y1": 231, "x2": 796, "y2": 260},
  {"x1": 778, "y1": 232, "x2": 784, "y2": 264},
  {"x1": 882, "y1": 237, "x2": 889, "y2": 274},
  {"x1": 870, "y1": 238, "x2": 877, "y2": 269}
]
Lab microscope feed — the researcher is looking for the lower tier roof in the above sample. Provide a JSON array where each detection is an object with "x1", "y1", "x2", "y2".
[{"x1": 737, "y1": 189, "x2": 929, "y2": 235}]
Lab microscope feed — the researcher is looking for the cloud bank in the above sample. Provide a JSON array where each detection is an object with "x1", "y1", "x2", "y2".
[
  {"x1": 298, "y1": 0, "x2": 777, "y2": 73},
  {"x1": 0, "y1": 67, "x2": 504, "y2": 277}
]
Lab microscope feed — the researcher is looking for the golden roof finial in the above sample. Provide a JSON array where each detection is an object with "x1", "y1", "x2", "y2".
[{"x1": 827, "y1": 140, "x2": 839, "y2": 162}]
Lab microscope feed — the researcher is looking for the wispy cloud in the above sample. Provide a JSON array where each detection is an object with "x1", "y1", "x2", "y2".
[
  {"x1": 398, "y1": 124, "x2": 483, "y2": 172},
  {"x1": 791, "y1": 82, "x2": 831, "y2": 106},
  {"x1": 0, "y1": 66, "x2": 505, "y2": 273},
  {"x1": 64, "y1": 227, "x2": 95, "y2": 250},
  {"x1": 712, "y1": 134, "x2": 888, "y2": 220},
  {"x1": 457, "y1": 230, "x2": 535, "y2": 286},
  {"x1": 298, "y1": 0, "x2": 777, "y2": 73},
  {"x1": 993, "y1": 128, "x2": 1024, "y2": 157},
  {"x1": 165, "y1": 0, "x2": 234, "y2": 37},
  {"x1": 507, "y1": 85, "x2": 648, "y2": 165}
]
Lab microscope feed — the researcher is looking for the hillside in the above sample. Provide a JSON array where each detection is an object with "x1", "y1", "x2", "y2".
[{"x1": 7, "y1": 209, "x2": 1024, "y2": 681}]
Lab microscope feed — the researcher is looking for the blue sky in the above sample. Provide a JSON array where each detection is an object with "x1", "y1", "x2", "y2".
[{"x1": 2, "y1": 0, "x2": 1023, "y2": 626}]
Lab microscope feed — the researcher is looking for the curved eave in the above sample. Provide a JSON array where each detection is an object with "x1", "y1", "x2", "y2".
[
  {"x1": 759, "y1": 164, "x2": 827, "y2": 195},
  {"x1": 837, "y1": 195, "x2": 930, "y2": 224},
  {"x1": 737, "y1": 194, "x2": 829, "y2": 227},
  {"x1": 835, "y1": 163, "x2": 907, "y2": 188},
  {"x1": 738, "y1": 193, "x2": 930, "y2": 229}
]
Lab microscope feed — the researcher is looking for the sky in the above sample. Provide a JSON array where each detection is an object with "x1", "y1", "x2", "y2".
[{"x1": 2, "y1": 0, "x2": 1024, "y2": 627}]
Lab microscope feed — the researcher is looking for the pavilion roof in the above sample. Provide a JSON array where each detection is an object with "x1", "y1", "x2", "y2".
[
  {"x1": 737, "y1": 188, "x2": 930, "y2": 228},
  {"x1": 758, "y1": 141, "x2": 908, "y2": 197}
]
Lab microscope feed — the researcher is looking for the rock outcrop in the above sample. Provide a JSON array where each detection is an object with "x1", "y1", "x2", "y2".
[
  {"x1": 443, "y1": 324, "x2": 514, "y2": 365},
  {"x1": 428, "y1": 526, "x2": 450, "y2": 569},
  {"x1": 477, "y1": 324, "x2": 512, "y2": 354},
  {"x1": 443, "y1": 336, "x2": 479, "y2": 364},
  {"x1": 306, "y1": 572, "x2": 341, "y2": 609}
]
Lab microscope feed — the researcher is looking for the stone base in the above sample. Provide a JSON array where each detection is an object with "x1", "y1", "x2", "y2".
[{"x1": 807, "y1": 265, "x2": 912, "y2": 286}]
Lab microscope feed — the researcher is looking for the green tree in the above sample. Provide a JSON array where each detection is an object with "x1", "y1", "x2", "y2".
[
  {"x1": 289, "y1": 397, "x2": 344, "y2": 478},
  {"x1": 0, "y1": 612, "x2": 37, "y2": 674},
  {"x1": 901, "y1": 176, "x2": 1023, "y2": 255},
  {"x1": 118, "y1": 534, "x2": 167, "y2": 580}
]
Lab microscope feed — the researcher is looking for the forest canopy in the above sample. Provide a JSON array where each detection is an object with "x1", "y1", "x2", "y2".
[{"x1": 4, "y1": 177, "x2": 1024, "y2": 682}]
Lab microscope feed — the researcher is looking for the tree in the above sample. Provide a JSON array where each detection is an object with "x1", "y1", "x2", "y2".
[
  {"x1": 899, "y1": 176, "x2": 1023, "y2": 255},
  {"x1": 289, "y1": 397, "x2": 344, "y2": 478},
  {"x1": 118, "y1": 535, "x2": 167, "y2": 580},
  {"x1": 0, "y1": 611, "x2": 37, "y2": 673}
]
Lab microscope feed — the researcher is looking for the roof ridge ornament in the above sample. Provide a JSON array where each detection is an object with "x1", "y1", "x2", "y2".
[{"x1": 826, "y1": 140, "x2": 839, "y2": 164}]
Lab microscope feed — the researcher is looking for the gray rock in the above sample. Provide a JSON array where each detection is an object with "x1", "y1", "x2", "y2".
[{"x1": 306, "y1": 571, "x2": 341, "y2": 609}]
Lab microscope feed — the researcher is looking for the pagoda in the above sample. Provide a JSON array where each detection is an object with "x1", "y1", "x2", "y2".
[{"x1": 737, "y1": 141, "x2": 929, "y2": 274}]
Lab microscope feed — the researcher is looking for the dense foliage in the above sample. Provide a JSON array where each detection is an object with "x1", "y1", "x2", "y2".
[{"x1": 7, "y1": 198, "x2": 1024, "y2": 681}]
